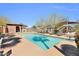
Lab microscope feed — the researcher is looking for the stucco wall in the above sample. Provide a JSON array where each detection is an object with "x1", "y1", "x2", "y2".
[
  {"x1": 3, "y1": 26, "x2": 6, "y2": 33},
  {"x1": 0, "y1": 27, "x2": 3, "y2": 33},
  {"x1": 0, "y1": 26, "x2": 6, "y2": 34},
  {"x1": 7, "y1": 26, "x2": 16, "y2": 33}
]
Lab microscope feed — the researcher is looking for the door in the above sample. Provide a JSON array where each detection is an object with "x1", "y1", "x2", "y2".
[
  {"x1": 6, "y1": 27, "x2": 8, "y2": 33},
  {"x1": 16, "y1": 26, "x2": 20, "y2": 32}
]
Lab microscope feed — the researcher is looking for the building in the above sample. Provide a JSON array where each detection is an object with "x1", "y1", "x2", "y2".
[
  {"x1": 57, "y1": 21, "x2": 79, "y2": 35},
  {"x1": 0, "y1": 24, "x2": 27, "y2": 34}
]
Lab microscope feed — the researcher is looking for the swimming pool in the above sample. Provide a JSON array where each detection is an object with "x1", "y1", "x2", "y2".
[{"x1": 22, "y1": 33, "x2": 62, "y2": 50}]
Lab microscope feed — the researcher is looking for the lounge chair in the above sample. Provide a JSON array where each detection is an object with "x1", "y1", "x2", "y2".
[
  {"x1": 0, "y1": 37, "x2": 21, "y2": 48},
  {"x1": 0, "y1": 51, "x2": 4, "y2": 56},
  {"x1": 61, "y1": 44, "x2": 79, "y2": 56},
  {"x1": 0, "y1": 34, "x2": 6, "y2": 38},
  {"x1": 54, "y1": 44, "x2": 79, "y2": 56},
  {"x1": 0, "y1": 38, "x2": 4, "y2": 48},
  {"x1": 4, "y1": 49, "x2": 12, "y2": 56},
  {"x1": 0, "y1": 49, "x2": 12, "y2": 56}
]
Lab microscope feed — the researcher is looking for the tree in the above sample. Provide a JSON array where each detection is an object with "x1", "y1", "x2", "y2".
[
  {"x1": 35, "y1": 13, "x2": 68, "y2": 34},
  {"x1": 35, "y1": 18, "x2": 47, "y2": 33},
  {"x1": 0, "y1": 17, "x2": 10, "y2": 26},
  {"x1": 75, "y1": 20, "x2": 79, "y2": 31},
  {"x1": 32, "y1": 25, "x2": 37, "y2": 29},
  {"x1": 75, "y1": 24, "x2": 79, "y2": 32}
]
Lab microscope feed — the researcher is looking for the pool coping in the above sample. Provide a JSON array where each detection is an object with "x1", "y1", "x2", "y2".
[{"x1": 19, "y1": 32, "x2": 72, "y2": 41}]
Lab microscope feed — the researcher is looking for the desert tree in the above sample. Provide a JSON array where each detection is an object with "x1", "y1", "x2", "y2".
[
  {"x1": 35, "y1": 13, "x2": 68, "y2": 34},
  {"x1": 0, "y1": 16, "x2": 11, "y2": 26}
]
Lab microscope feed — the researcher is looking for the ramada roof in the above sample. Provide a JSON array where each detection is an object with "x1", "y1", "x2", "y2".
[
  {"x1": 6, "y1": 24, "x2": 23, "y2": 26},
  {"x1": 68, "y1": 21, "x2": 79, "y2": 24},
  {"x1": 6, "y1": 24, "x2": 27, "y2": 27}
]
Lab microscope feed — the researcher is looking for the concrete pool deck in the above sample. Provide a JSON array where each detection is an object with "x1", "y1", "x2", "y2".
[{"x1": 0, "y1": 33, "x2": 77, "y2": 56}]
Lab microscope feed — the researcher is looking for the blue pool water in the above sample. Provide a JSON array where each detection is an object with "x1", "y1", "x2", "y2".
[{"x1": 22, "y1": 33, "x2": 62, "y2": 50}]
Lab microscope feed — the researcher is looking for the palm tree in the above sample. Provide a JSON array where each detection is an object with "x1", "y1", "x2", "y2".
[{"x1": 33, "y1": 36, "x2": 49, "y2": 49}]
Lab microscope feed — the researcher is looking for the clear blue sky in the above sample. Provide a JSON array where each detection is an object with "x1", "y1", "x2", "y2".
[{"x1": 0, "y1": 3, "x2": 79, "y2": 27}]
